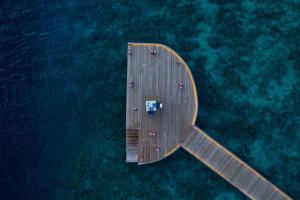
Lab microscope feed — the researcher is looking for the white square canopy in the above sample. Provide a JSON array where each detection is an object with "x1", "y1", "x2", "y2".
[{"x1": 146, "y1": 100, "x2": 157, "y2": 112}]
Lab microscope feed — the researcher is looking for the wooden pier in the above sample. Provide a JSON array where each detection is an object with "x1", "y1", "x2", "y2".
[{"x1": 126, "y1": 43, "x2": 291, "y2": 199}]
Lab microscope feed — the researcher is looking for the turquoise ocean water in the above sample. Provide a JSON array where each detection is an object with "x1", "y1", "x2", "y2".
[{"x1": 1, "y1": 0, "x2": 299, "y2": 199}]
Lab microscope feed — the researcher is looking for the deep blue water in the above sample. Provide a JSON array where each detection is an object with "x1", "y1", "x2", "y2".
[{"x1": 1, "y1": 0, "x2": 299, "y2": 199}]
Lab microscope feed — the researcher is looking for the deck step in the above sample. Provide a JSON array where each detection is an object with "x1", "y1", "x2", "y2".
[{"x1": 126, "y1": 128, "x2": 139, "y2": 162}]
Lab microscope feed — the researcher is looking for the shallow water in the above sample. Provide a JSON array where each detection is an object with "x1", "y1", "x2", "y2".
[{"x1": 1, "y1": 0, "x2": 299, "y2": 199}]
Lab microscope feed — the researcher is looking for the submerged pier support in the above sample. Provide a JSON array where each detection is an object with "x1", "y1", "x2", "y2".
[{"x1": 125, "y1": 43, "x2": 291, "y2": 200}]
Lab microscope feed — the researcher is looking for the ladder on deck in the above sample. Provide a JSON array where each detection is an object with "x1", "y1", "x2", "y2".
[{"x1": 126, "y1": 128, "x2": 139, "y2": 162}]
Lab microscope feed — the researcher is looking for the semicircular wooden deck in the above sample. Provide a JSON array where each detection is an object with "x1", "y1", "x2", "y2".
[
  {"x1": 126, "y1": 43, "x2": 197, "y2": 164},
  {"x1": 126, "y1": 43, "x2": 292, "y2": 200}
]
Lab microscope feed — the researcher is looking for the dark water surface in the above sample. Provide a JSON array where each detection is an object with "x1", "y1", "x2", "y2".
[{"x1": 1, "y1": 0, "x2": 300, "y2": 199}]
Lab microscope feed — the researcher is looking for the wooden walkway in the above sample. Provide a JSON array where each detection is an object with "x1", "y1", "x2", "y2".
[
  {"x1": 126, "y1": 43, "x2": 291, "y2": 199},
  {"x1": 183, "y1": 126, "x2": 291, "y2": 200}
]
